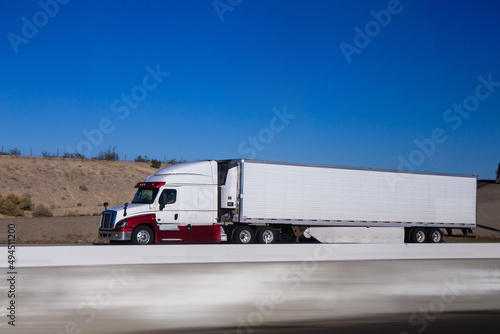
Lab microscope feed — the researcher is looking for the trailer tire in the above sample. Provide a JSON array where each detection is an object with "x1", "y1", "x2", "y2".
[
  {"x1": 232, "y1": 226, "x2": 254, "y2": 244},
  {"x1": 410, "y1": 228, "x2": 427, "y2": 243},
  {"x1": 256, "y1": 226, "x2": 278, "y2": 244},
  {"x1": 427, "y1": 228, "x2": 443, "y2": 243},
  {"x1": 131, "y1": 225, "x2": 154, "y2": 245}
]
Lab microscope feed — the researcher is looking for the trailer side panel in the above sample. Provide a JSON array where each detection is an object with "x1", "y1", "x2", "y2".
[{"x1": 239, "y1": 160, "x2": 476, "y2": 228}]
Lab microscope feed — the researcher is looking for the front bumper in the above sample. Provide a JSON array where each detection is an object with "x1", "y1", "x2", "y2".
[{"x1": 99, "y1": 230, "x2": 132, "y2": 241}]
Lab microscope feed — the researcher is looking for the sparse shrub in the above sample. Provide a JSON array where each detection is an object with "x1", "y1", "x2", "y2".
[
  {"x1": 0, "y1": 195, "x2": 19, "y2": 217},
  {"x1": 62, "y1": 152, "x2": 85, "y2": 159},
  {"x1": 0, "y1": 194, "x2": 33, "y2": 217},
  {"x1": 4, "y1": 205, "x2": 24, "y2": 216},
  {"x1": 0, "y1": 195, "x2": 24, "y2": 216},
  {"x1": 9, "y1": 148, "x2": 21, "y2": 156},
  {"x1": 95, "y1": 146, "x2": 119, "y2": 161},
  {"x1": 150, "y1": 159, "x2": 162, "y2": 168},
  {"x1": 42, "y1": 150, "x2": 57, "y2": 158},
  {"x1": 18, "y1": 195, "x2": 33, "y2": 211},
  {"x1": 165, "y1": 158, "x2": 187, "y2": 164},
  {"x1": 134, "y1": 155, "x2": 150, "y2": 162},
  {"x1": 79, "y1": 185, "x2": 88, "y2": 191},
  {"x1": 32, "y1": 204, "x2": 53, "y2": 217},
  {"x1": 77, "y1": 202, "x2": 82, "y2": 207}
]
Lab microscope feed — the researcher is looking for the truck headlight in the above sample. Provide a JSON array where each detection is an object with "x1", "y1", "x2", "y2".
[{"x1": 115, "y1": 221, "x2": 128, "y2": 229}]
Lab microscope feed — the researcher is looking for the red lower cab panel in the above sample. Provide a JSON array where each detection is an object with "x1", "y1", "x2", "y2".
[
  {"x1": 154, "y1": 225, "x2": 221, "y2": 243},
  {"x1": 114, "y1": 214, "x2": 221, "y2": 244}
]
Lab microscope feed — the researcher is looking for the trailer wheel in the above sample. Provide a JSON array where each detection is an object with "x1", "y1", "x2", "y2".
[
  {"x1": 427, "y1": 228, "x2": 443, "y2": 243},
  {"x1": 256, "y1": 226, "x2": 278, "y2": 244},
  {"x1": 410, "y1": 228, "x2": 427, "y2": 243},
  {"x1": 132, "y1": 225, "x2": 154, "y2": 245},
  {"x1": 232, "y1": 226, "x2": 254, "y2": 244}
]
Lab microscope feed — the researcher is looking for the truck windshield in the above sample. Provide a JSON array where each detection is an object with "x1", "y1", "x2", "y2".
[{"x1": 132, "y1": 188, "x2": 159, "y2": 204}]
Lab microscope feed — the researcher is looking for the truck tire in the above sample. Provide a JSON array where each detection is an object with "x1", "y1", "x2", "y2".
[
  {"x1": 256, "y1": 226, "x2": 278, "y2": 244},
  {"x1": 232, "y1": 226, "x2": 254, "y2": 244},
  {"x1": 410, "y1": 228, "x2": 427, "y2": 243},
  {"x1": 427, "y1": 228, "x2": 443, "y2": 243},
  {"x1": 132, "y1": 225, "x2": 154, "y2": 245}
]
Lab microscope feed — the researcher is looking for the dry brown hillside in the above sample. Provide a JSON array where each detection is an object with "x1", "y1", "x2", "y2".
[
  {"x1": 0, "y1": 155, "x2": 168, "y2": 217},
  {"x1": 476, "y1": 181, "x2": 500, "y2": 238}
]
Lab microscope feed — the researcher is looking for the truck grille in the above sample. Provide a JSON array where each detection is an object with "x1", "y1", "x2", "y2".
[{"x1": 100, "y1": 211, "x2": 116, "y2": 229}]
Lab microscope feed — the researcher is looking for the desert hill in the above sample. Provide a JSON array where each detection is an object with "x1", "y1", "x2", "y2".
[
  {"x1": 476, "y1": 181, "x2": 500, "y2": 238},
  {"x1": 0, "y1": 155, "x2": 166, "y2": 217}
]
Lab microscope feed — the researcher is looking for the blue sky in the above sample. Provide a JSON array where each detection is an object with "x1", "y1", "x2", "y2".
[{"x1": 1, "y1": 0, "x2": 499, "y2": 179}]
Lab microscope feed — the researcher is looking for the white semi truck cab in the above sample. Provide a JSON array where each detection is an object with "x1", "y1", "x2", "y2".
[{"x1": 98, "y1": 159, "x2": 477, "y2": 244}]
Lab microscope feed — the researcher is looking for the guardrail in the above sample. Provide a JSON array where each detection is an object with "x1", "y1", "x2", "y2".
[{"x1": 1, "y1": 244, "x2": 499, "y2": 333}]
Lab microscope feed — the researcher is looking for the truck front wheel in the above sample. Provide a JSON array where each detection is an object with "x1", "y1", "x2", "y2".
[
  {"x1": 232, "y1": 226, "x2": 254, "y2": 244},
  {"x1": 132, "y1": 225, "x2": 154, "y2": 245}
]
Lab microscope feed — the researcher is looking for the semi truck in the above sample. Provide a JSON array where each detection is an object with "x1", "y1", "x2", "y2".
[{"x1": 98, "y1": 159, "x2": 477, "y2": 245}]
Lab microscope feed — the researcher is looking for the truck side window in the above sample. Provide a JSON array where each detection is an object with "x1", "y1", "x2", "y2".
[{"x1": 161, "y1": 189, "x2": 176, "y2": 205}]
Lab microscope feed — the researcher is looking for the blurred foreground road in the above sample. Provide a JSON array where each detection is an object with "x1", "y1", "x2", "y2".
[{"x1": 1, "y1": 244, "x2": 499, "y2": 333}]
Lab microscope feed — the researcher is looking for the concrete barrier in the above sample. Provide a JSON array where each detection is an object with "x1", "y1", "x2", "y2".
[{"x1": 1, "y1": 244, "x2": 500, "y2": 333}]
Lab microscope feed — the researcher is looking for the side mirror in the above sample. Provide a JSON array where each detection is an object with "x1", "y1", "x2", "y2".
[
  {"x1": 103, "y1": 202, "x2": 108, "y2": 210},
  {"x1": 159, "y1": 192, "x2": 167, "y2": 211}
]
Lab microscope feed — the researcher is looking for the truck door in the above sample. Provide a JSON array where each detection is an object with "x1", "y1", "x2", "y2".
[{"x1": 155, "y1": 188, "x2": 180, "y2": 225}]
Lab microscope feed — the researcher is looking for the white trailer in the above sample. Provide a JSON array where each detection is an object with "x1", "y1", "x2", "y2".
[
  {"x1": 220, "y1": 160, "x2": 476, "y2": 243},
  {"x1": 99, "y1": 159, "x2": 477, "y2": 244}
]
